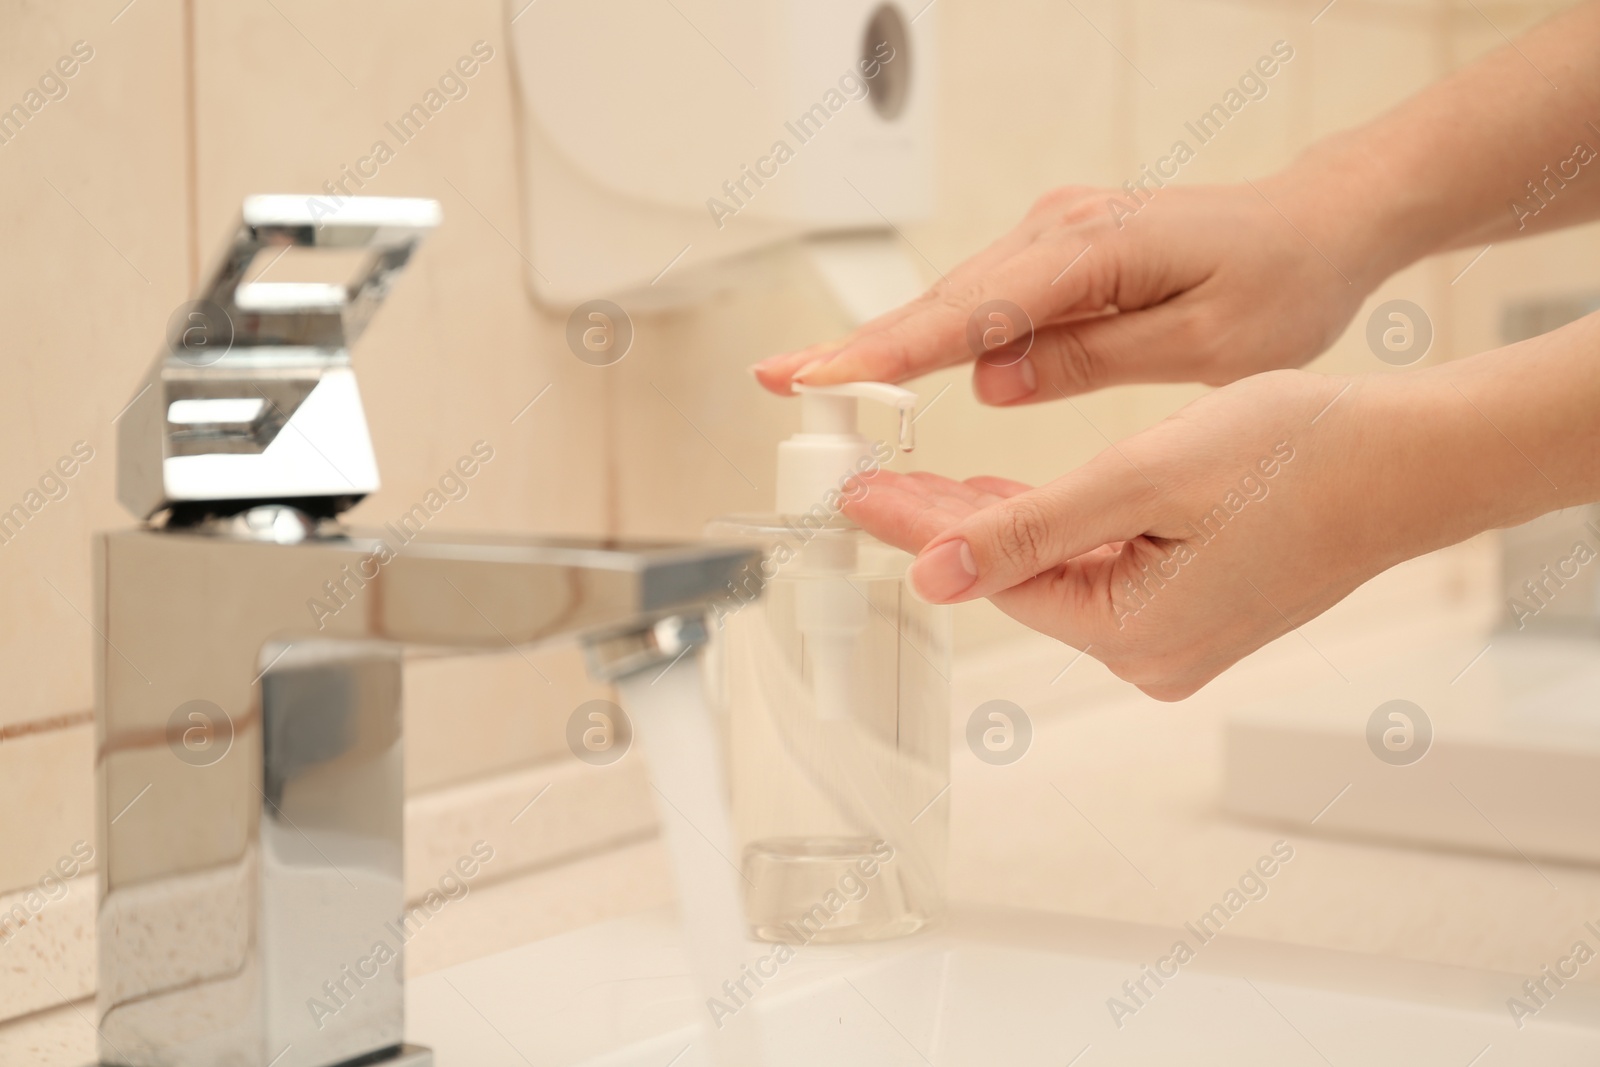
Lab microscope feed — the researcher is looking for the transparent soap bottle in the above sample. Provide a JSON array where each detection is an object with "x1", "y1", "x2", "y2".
[{"x1": 706, "y1": 383, "x2": 951, "y2": 944}]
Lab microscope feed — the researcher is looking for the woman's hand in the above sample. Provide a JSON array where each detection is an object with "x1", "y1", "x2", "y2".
[
  {"x1": 840, "y1": 367, "x2": 1541, "y2": 700},
  {"x1": 754, "y1": 0, "x2": 1600, "y2": 404},
  {"x1": 753, "y1": 181, "x2": 1387, "y2": 404}
]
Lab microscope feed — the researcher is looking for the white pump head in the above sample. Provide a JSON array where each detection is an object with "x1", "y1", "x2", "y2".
[{"x1": 775, "y1": 382, "x2": 916, "y2": 516}]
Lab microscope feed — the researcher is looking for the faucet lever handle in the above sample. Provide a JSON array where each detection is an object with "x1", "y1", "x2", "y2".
[
  {"x1": 116, "y1": 195, "x2": 440, "y2": 522},
  {"x1": 198, "y1": 195, "x2": 442, "y2": 350}
]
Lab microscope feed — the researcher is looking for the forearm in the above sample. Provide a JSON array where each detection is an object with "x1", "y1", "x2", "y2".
[
  {"x1": 1269, "y1": 1, "x2": 1600, "y2": 282},
  {"x1": 1358, "y1": 311, "x2": 1600, "y2": 565}
]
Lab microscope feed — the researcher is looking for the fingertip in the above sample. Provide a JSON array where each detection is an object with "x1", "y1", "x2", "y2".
[
  {"x1": 836, "y1": 467, "x2": 890, "y2": 513},
  {"x1": 905, "y1": 576, "x2": 937, "y2": 606},
  {"x1": 908, "y1": 538, "x2": 980, "y2": 604},
  {"x1": 972, "y1": 354, "x2": 1038, "y2": 406},
  {"x1": 843, "y1": 466, "x2": 899, "y2": 492},
  {"x1": 751, "y1": 365, "x2": 798, "y2": 396},
  {"x1": 752, "y1": 341, "x2": 848, "y2": 395},
  {"x1": 839, "y1": 466, "x2": 914, "y2": 514}
]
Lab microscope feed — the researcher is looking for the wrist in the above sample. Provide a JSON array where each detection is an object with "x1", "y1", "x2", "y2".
[
  {"x1": 1428, "y1": 318, "x2": 1600, "y2": 521},
  {"x1": 1352, "y1": 352, "x2": 1581, "y2": 561},
  {"x1": 1260, "y1": 132, "x2": 1449, "y2": 292}
]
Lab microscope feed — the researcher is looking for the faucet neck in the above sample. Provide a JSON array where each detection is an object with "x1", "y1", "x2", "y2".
[{"x1": 160, "y1": 505, "x2": 329, "y2": 547}]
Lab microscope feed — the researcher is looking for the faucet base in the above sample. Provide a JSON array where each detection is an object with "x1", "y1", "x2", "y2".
[
  {"x1": 92, "y1": 525, "x2": 763, "y2": 1067},
  {"x1": 339, "y1": 1045, "x2": 434, "y2": 1067},
  {"x1": 85, "y1": 1047, "x2": 432, "y2": 1067}
]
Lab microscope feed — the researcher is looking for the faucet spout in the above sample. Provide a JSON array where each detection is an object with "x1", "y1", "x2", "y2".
[{"x1": 93, "y1": 513, "x2": 760, "y2": 1067}]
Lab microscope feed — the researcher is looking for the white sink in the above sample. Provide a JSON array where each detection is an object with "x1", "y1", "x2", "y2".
[{"x1": 408, "y1": 907, "x2": 1600, "y2": 1065}]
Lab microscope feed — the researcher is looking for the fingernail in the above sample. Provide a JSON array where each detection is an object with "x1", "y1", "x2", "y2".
[
  {"x1": 909, "y1": 539, "x2": 979, "y2": 603},
  {"x1": 752, "y1": 351, "x2": 789, "y2": 372},
  {"x1": 792, "y1": 353, "x2": 837, "y2": 383},
  {"x1": 975, "y1": 354, "x2": 1037, "y2": 405}
]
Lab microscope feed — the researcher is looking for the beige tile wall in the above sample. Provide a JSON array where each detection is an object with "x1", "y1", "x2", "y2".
[
  {"x1": 0, "y1": 0, "x2": 190, "y2": 1026},
  {"x1": 1, "y1": 0, "x2": 1596, "y2": 1037},
  {"x1": 0, "y1": 0, "x2": 190, "y2": 732}
]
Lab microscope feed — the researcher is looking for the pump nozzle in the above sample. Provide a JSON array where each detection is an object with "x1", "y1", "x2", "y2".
[
  {"x1": 777, "y1": 382, "x2": 917, "y2": 516},
  {"x1": 793, "y1": 382, "x2": 917, "y2": 451}
]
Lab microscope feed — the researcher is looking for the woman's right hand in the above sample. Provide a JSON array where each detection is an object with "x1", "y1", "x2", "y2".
[{"x1": 752, "y1": 177, "x2": 1390, "y2": 403}]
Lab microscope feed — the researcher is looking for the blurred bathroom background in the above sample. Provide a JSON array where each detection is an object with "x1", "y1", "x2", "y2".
[{"x1": 3, "y1": 0, "x2": 1598, "y2": 1060}]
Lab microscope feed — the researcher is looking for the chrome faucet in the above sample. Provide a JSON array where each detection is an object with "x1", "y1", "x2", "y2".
[{"x1": 93, "y1": 197, "x2": 760, "y2": 1067}]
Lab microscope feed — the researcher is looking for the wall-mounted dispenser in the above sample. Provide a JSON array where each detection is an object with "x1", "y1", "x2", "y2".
[{"x1": 507, "y1": 0, "x2": 935, "y2": 316}]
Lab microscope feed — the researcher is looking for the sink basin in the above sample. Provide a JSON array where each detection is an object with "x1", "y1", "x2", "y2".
[{"x1": 407, "y1": 907, "x2": 1600, "y2": 1065}]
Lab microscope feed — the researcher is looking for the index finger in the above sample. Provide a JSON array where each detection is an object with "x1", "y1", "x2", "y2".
[
  {"x1": 795, "y1": 232, "x2": 1101, "y2": 389},
  {"x1": 751, "y1": 202, "x2": 1090, "y2": 395}
]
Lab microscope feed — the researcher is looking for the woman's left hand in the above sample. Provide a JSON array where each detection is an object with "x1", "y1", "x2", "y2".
[{"x1": 841, "y1": 368, "x2": 1505, "y2": 700}]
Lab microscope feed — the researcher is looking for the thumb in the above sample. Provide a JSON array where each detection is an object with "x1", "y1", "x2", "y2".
[
  {"x1": 906, "y1": 458, "x2": 1157, "y2": 603},
  {"x1": 973, "y1": 299, "x2": 1205, "y2": 405}
]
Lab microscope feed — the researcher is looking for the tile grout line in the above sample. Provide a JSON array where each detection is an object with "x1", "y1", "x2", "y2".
[{"x1": 0, "y1": 710, "x2": 95, "y2": 744}]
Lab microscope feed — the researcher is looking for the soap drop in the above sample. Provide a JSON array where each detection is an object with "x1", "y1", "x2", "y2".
[{"x1": 897, "y1": 405, "x2": 915, "y2": 453}]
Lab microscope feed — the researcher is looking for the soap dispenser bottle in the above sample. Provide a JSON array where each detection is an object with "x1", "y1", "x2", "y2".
[{"x1": 706, "y1": 382, "x2": 951, "y2": 943}]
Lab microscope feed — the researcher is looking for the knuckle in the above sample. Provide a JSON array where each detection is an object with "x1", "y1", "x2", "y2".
[
  {"x1": 1029, "y1": 185, "x2": 1097, "y2": 222},
  {"x1": 992, "y1": 499, "x2": 1053, "y2": 569},
  {"x1": 936, "y1": 280, "x2": 988, "y2": 319},
  {"x1": 1043, "y1": 329, "x2": 1102, "y2": 393},
  {"x1": 871, "y1": 335, "x2": 917, "y2": 383},
  {"x1": 1058, "y1": 195, "x2": 1108, "y2": 229},
  {"x1": 909, "y1": 281, "x2": 946, "y2": 309},
  {"x1": 1028, "y1": 187, "x2": 1077, "y2": 216},
  {"x1": 1174, "y1": 307, "x2": 1211, "y2": 348}
]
